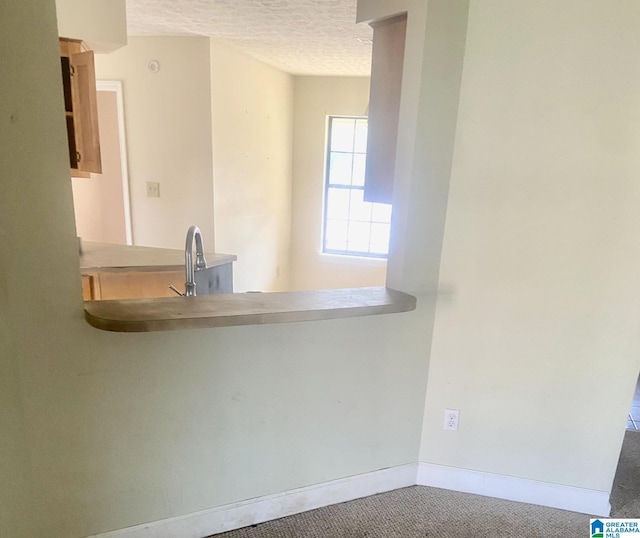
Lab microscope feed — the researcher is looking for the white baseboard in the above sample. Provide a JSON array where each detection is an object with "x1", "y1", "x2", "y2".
[
  {"x1": 416, "y1": 462, "x2": 611, "y2": 517},
  {"x1": 89, "y1": 463, "x2": 418, "y2": 538},
  {"x1": 90, "y1": 461, "x2": 611, "y2": 537}
]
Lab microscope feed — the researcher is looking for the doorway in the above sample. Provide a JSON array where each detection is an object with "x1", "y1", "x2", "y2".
[
  {"x1": 626, "y1": 376, "x2": 640, "y2": 431},
  {"x1": 71, "y1": 80, "x2": 132, "y2": 245},
  {"x1": 609, "y1": 374, "x2": 640, "y2": 516}
]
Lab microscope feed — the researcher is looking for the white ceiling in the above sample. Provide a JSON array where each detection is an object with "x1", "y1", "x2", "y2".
[{"x1": 126, "y1": 0, "x2": 373, "y2": 76}]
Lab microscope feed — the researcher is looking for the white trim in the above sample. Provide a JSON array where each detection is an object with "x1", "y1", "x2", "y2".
[
  {"x1": 88, "y1": 464, "x2": 418, "y2": 538},
  {"x1": 89, "y1": 462, "x2": 612, "y2": 537},
  {"x1": 96, "y1": 80, "x2": 133, "y2": 245},
  {"x1": 416, "y1": 462, "x2": 611, "y2": 517}
]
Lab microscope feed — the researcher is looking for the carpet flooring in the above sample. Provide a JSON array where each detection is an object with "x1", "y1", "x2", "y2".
[
  {"x1": 611, "y1": 430, "x2": 640, "y2": 517},
  {"x1": 212, "y1": 432, "x2": 640, "y2": 538},
  {"x1": 212, "y1": 486, "x2": 590, "y2": 538}
]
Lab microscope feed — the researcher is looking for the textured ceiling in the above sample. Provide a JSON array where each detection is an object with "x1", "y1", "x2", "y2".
[{"x1": 126, "y1": 0, "x2": 373, "y2": 76}]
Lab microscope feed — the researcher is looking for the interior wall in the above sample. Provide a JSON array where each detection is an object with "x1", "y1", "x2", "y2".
[
  {"x1": 210, "y1": 38, "x2": 293, "y2": 292},
  {"x1": 9, "y1": 0, "x2": 640, "y2": 536},
  {"x1": 72, "y1": 91, "x2": 127, "y2": 245},
  {"x1": 358, "y1": 0, "x2": 466, "y2": 296},
  {"x1": 55, "y1": 0, "x2": 126, "y2": 52},
  {"x1": 1, "y1": 1, "x2": 95, "y2": 535},
  {"x1": 419, "y1": 0, "x2": 640, "y2": 494},
  {"x1": 0, "y1": 318, "x2": 31, "y2": 535},
  {"x1": 2, "y1": 4, "x2": 432, "y2": 537},
  {"x1": 290, "y1": 76, "x2": 388, "y2": 291},
  {"x1": 94, "y1": 37, "x2": 215, "y2": 251}
]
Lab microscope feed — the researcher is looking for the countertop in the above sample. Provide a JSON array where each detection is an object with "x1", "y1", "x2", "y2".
[
  {"x1": 79, "y1": 244, "x2": 416, "y2": 333},
  {"x1": 84, "y1": 287, "x2": 417, "y2": 332},
  {"x1": 79, "y1": 241, "x2": 237, "y2": 273}
]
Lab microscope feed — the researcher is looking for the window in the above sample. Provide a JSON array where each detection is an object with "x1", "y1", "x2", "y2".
[{"x1": 323, "y1": 116, "x2": 392, "y2": 258}]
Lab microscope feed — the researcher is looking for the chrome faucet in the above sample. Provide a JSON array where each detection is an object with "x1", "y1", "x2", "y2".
[{"x1": 184, "y1": 225, "x2": 208, "y2": 296}]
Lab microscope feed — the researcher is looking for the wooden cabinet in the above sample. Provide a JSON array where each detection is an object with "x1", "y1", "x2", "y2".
[
  {"x1": 59, "y1": 38, "x2": 101, "y2": 177},
  {"x1": 364, "y1": 14, "x2": 407, "y2": 204},
  {"x1": 96, "y1": 270, "x2": 185, "y2": 300},
  {"x1": 81, "y1": 274, "x2": 99, "y2": 300},
  {"x1": 79, "y1": 242, "x2": 237, "y2": 301},
  {"x1": 81, "y1": 270, "x2": 184, "y2": 301},
  {"x1": 81, "y1": 265, "x2": 234, "y2": 300}
]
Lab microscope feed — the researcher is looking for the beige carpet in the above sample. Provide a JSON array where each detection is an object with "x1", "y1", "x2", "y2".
[
  {"x1": 212, "y1": 432, "x2": 640, "y2": 538},
  {"x1": 611, "y1": 430, "x2": 640, "y2": 517},
  {"x1": 212, "y1": 486, "x2": 593, "y2": 538}
]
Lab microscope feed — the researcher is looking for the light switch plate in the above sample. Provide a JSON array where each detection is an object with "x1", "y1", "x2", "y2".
[{"x1": 146, "y1": 181, "x2": 160, "y2": 198}]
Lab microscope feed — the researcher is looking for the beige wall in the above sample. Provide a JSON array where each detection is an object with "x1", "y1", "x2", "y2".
[
  {"x1": 94, "y1": 36, "x2": 295, "y2": 292},
  {"x1": 93, "y1": 36, "x2": 377, "y2": 292},
  {"x1": 359, "y1": 0, "x2": 640, "y2": 498},
  {"x1": 2, "y1": 3, "x2": 430, "y2": 536},
  {"x1": 290, "y1": 76, "x2": 388, "y2": 291},
  {"x1": 210, "y1": 38, "x2": 294, "y2": 292},
  {"x1": 55, "y1": 0, "x2": 126, "y2": 52},
  {"x1": 419, "y1": 0, "x2": 640, "y2": 493},
  {"x1": 94, "y1": 37, "x2": 216, "y2": 251},
  {"x1": 359, "y1": 0, "x2": 462, "y2": 295},
  {"x1": 6, "y1": 0, "x2": 640, "y2": 536}
]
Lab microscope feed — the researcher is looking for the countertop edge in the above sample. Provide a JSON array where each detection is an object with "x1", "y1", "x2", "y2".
[
  {"x1": 79, "y1": 241, "x2": 236, "y2": 273},
  {"x1": 84, "y1": 287, "x2": 417, "y2": 332}
]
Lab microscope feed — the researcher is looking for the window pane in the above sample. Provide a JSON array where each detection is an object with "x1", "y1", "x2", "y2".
[
  {"x1": 328, "y1": 152, "x2": 353, "y2": 186},
  {"x1": 347, "y1": 242, "x2": 370, "y2": 253},
  {"x1": 370, "y1": 243, "x2": 389, "y2": 256},
  {"x1": 354, "y1": 119, "x2": 368, "y2": 153},
  {"x1": 348, "y1": 189, "x2": 372, "y2": 222},
  {"x1": 323, "y1": 116, "x2": 390, "y2": 258},
  {"x1": 330, "y1": 118, "x2": 355, "y2": 152},
  {"x1": 370, "y1": 223, "x2": 391, "y2": 255},
  {"x1": 325, "y1": 219, "x2": 348, "y2": 251},
  {"x1": 352, "y1": 153, "x2": 366, "y2": 187},
  {"x1": 326, "y1": 187, "x2": 350, "y2": 220},
  {"x1": 347, "y1": 221, "x2": 371, "y2": 250},
  {"x1": 371, "y1": 202, "x2": 392, "y2": 223}
]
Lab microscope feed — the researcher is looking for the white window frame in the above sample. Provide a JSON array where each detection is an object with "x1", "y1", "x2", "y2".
[{"x1": 322, "y1": 116, "x2": 392, "y2": 259}]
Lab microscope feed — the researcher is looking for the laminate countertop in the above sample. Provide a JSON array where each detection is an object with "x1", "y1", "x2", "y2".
[
  {"x1": 84, "y1": 287, "x2": 417, "y2": 332},
  {"x1": 78, "y1": 243, "x2": 416, "y2": 334},
  {"x1": 79, "y1": 241, "x2": 237, "y2": 273}
]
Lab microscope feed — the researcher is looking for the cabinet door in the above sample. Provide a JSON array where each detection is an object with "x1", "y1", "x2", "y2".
[
  {"x1": 97, "y1": 271, "x2": 185, "y2": 300},
  {"x1": 81, "y1": 273, "x2": 100, "y2": 300},
  {"x1": 70, "y1": 50, "x2": 102, "y2": 174},
  {"x1": 363, "y1": 14, "x2": 407, "y2": 204}
]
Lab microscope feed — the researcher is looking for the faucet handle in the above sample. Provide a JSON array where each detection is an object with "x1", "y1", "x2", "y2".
[
  {"x1": 168, "y1": 284, "x2": 185, "y2": 297},
  {"x1": 195, "y1": 252, "x2": 207, "y2": 270}
]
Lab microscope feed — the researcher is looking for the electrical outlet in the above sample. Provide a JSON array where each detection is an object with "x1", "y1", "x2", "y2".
[
  {"x1": 444, "y1": 409, "x2": 460, "y2": 431},
  {"x1": 146, "y1": 181, "x2": 160, "y2": 198}
]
